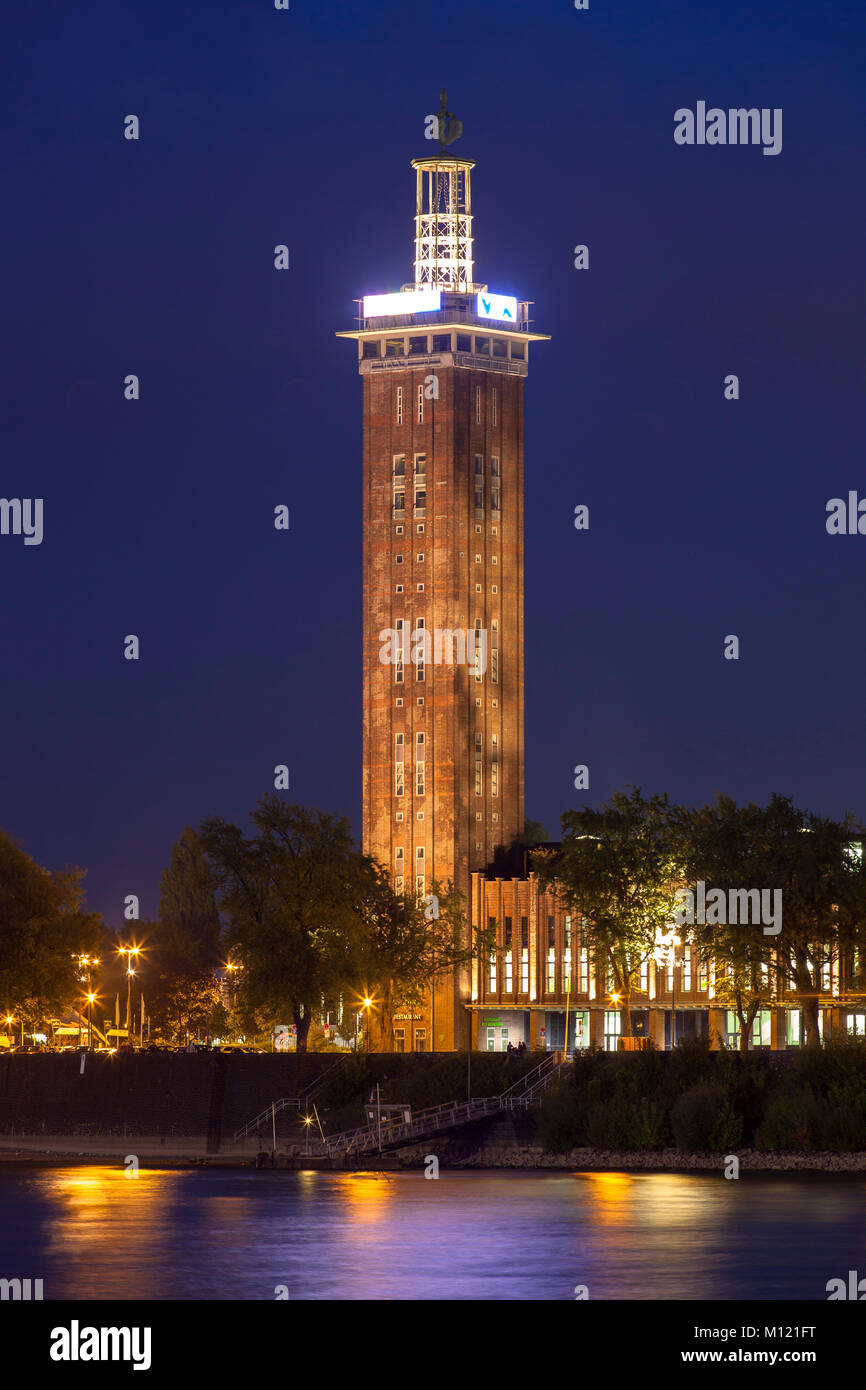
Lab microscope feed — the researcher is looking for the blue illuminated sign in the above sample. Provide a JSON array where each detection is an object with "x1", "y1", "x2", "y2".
[{"x1": 476, "y1": 292, "x2": 518, "y2": 322}]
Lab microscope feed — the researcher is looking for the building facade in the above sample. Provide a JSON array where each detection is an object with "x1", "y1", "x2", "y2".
[
  {"x1": 469, "y1": 866, "x2": 866, "y2": 1052},
  {"x1": 339, "y1": 135, "x2": 548, "y2": 1050}
]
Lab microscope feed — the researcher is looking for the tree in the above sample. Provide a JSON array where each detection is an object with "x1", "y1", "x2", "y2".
[
  {"x1": 350, "y1": 869, "x2": 485, "y2": 1050},
  {"x1": 675, "y1": 797, "x2": 777, "y2": 1051},
  {"x1": 143, "y1": 952, "x2": 223, "y2": 1044},
  {"x1": 200, "y1": 798, "x2": 364, "y2": 1052},
  {"x1": 524, "y1": 819, "x2": 551, "y2": 845},
  {"x1": 158, "y1": 827, "x2": 222, "y2": 968},
  {"x1": 676, "y1": 794, "x2": 866, "y2": 1048},
  {"x1": 0, "y1": 831, "x2": 101, "y2": 1024},
  {"x1": 535, "y1": 789, "x2": 683, "y2": 1038}
]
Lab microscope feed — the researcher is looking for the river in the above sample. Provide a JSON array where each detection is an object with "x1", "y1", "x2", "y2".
[{"x1": 1, "y1": 1166, "x2": 863, "y2": 1300}]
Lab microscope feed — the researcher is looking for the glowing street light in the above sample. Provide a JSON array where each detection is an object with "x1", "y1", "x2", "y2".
[
  {"x1": 652, "y1": 925, "x2": 683, "y2": 1048},
  {"x1": 117, "y1": 946, "x2": 142, "y2": 1046}
]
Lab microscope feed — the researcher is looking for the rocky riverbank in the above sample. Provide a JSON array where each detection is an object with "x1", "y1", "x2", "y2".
[{"x1": 394, "y1": 1141, "x2": 866, "y2": 1172}]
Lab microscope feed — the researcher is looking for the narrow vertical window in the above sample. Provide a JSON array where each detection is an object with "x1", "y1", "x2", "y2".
[
  {"x1": 392, "y1": 454, "x2": 406, "y2": 514},
  {"x1": 474, "y1": 454, "x2": 484, "y2": 511},
  {"x1": 414, "y1": 453, "x2": 427, "y2": 511},
  {"x1": 415, "y1": 616, "x2": 425, "y2": 683},
  {"x1": 395, "y1": 733, "x2": 404, "y2": 797},
  {"x1": 491, "y1": 619, "x2": 498, "y2": 684},
  {"x1": 475, "y1": 385, "x2": 482, "y2": 424},
  {"x1": 491, "y1": 387, "x2": 497, "y2": 426},
  {"x1": 474, "y1": 618, "x2": 483, "y2": 684},
  {"x1": 417, "y1": 384, "x2": 424, "y2": 423},
  {"x1": 491, "y1": 456, "x2": 500, "y2": 512},
  {"x1": 474, "y1": 730, "x2": 482, "y2": 795},
  {"x1": 416, "y1": 731, "x2": 425, "y2": 796},
  {"x1": 415, "y1": 845, "x2": 424, "y2": 898},
  {"x1": 698, "y1": 952, "x2": 709, "y2": 992},
  {"x1": 394, "y1": 846, "x2": 404, "y2": 896},
  {"x1": 491, "y1": 732, "x2": 499, "y2": 796},
  {"x1": 395, "y1": 618, "x2": 405, "y2": 684},
  {"x1": 396, "y1": 386, "x2": 403, "y2": 425}
]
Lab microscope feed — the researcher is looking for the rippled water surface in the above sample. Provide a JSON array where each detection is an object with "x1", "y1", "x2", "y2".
[{"x1": 1, "y1": 1166, "x2": 864, "y2": 1299}]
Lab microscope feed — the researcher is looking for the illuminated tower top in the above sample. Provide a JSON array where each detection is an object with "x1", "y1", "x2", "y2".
[
  {"x1": 412, "y1": 155, "x2": 475, "y2": 292},
  {"x1": 412, "y1": 91, "x2": 475, "y2": 292}
]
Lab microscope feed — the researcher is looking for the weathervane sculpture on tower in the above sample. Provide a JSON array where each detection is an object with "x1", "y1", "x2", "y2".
[{"x1": 432, "y1": 88, "x2": 462, "y2": 150}]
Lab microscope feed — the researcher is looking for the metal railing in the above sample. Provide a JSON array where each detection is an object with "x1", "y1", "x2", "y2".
[
  {"x1": 233, "y1": 1054, "x2": 348, "y2": 1140},
  {"x1": 319, "y1": 1053, "x2": 563, "y2": 1158}
]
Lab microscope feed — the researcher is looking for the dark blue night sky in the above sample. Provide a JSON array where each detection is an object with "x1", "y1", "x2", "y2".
[{"x1": 3, "y1": 0, "x2": 865, "y2": 924}]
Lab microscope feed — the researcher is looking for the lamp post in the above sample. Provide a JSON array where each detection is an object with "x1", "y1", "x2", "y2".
[
  {"x1": 652, "y1": 926, "x2": 682, "y2": 1050},
  {"x1": 86, "y1": 993, "x2": 96, "y2": 1049},
  {"x1": 117, "y1": 946, "x2": 140, "y2": 1048}
]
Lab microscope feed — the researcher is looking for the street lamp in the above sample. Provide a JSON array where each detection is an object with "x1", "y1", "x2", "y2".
[
  {"x1": 117, "y1": 947, "x2": 141, "y2": 1047},
  {"x1": 652, "y1": 926, "x2": 682, "y2": 1049},
  {"x1": 86, "y1": 992, "x2": 96, "y2": 1050}
]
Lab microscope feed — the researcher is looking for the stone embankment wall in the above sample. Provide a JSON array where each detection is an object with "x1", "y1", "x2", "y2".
[{"x1": 0, "y1": 1053, "x2": 338, "y2": 1140}]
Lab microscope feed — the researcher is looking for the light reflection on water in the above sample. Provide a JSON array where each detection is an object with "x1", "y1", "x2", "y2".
[{"x1": 0, "y1": 1166, "x2": 863, "y2": 1300}]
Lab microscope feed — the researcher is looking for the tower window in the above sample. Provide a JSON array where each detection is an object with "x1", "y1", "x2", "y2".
[
  {"x1": 396, "y1": 553, "x2": 403, "y2": 564},
  {"x1": 414, "y1": 453, "x2": 427, "y2": 511},
  {"x1": 491, "y1": 388, "x2": 497, "y2": 426},
  {"x1": 416, "y1": 752, "x2": 425, "y2": 796},
  {"x1": 393, "y1": 454, "x2": 406, "y2": 515},
  {"x1": 475, "y1": 385, "x2": 482, "y2": 424},
  {"x1": 417, "y1": 385, "x2": 424, "y2": 423},
  {"x1": 395, "y1": 734, "x2": 404, "y2": 797},
  {"x1": 396, "y1": 386, "x2": 403, "y2": 424},
  {"x1": 414, "y1": 616, "x2": 425, "y2": 682}
]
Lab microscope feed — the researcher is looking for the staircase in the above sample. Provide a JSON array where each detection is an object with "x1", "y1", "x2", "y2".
[
  {"x1": 320, "y1": 1053, "x2": 564, "y2": 1158},
  {"x1": 232, "y1": 1054, "x2": 348, "y2": 1140}
]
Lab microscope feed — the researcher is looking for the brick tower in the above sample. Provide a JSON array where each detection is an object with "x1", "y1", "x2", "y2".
[{"x1": 338, "y1": 98, "x2": 548, "y2": 1051}]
